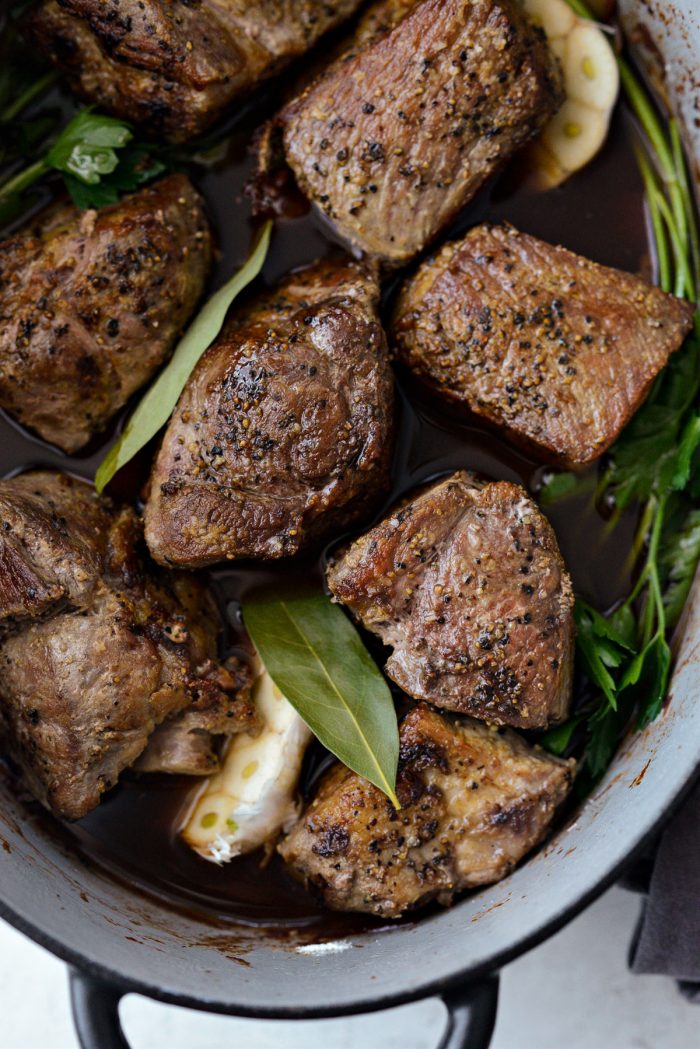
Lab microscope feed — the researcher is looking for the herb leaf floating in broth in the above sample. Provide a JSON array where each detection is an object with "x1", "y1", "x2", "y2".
[
  {"x1": 60, "y1": 141, "x2": 166, "y2": 210},
  {"x1": 0, "y1": 108, "x2": 164, "y2": 220},
  {"x1": 574, "y1": 600, "x2": 633, "y2": 709},
  {"x1": 47, "y1": 109, "x2": 132, "y2": 183},
  {"x1": 243, "y1": 591, "x2": 400, "y2": 807},
  {"x1": 95, "y1": 221, "x2": 272, "y2": 494}
]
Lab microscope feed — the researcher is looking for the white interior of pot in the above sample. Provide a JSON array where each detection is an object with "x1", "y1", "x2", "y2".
[{"x1": 0, "y1": 0, "x2": 699, "y2": 1018}]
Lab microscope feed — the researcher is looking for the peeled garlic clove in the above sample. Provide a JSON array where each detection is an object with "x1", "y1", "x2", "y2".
[
  {"x1": 547, "y1": 36, "x2": 568, "y2": 65},
  {"x1": 541, "y1": 98, "x2": 608, "y2": 173},
  {"x1": 565, "y1": 23, "x2": 619, "y2": 111},
  {"x1": 520, "y1": 0, "x2": 619, "y2": 188},
  {"x1": 522, "y1": 0, "x2": 576, "y2": 40},
  {"x1": 182, "y1": 664, "x2": 312, "y2": 863}
]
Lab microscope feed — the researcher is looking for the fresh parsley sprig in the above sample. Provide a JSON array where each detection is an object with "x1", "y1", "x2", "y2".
[
  {"x1": 542, "y1": 2, "x2": 700, "y2": 785},
  {"x1": 0, "y1": 108, "x2": 166, "y2": 225}
]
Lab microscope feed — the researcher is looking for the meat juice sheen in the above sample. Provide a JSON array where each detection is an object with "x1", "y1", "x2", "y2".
[{"x1": 0, "y1": 84, "x2": 647, "y2": 932}]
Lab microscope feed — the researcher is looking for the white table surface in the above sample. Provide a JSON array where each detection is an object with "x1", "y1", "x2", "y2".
[{"x1": 0, "y1": 885, "x2": 697, "y2": 1049}]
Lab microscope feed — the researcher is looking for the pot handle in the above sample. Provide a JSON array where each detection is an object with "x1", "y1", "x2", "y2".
[
  {"x1": 69, "y1": 967, "x2": 499, "y2": 1049},
  {"x1": 70, "y1": 969, "x2": 129, "y2": 1049},
  {"x1": 438, "y1": 976, "x2": 499, "y2": 1049}
]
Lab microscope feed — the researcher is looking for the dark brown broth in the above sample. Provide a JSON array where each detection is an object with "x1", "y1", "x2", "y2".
[{"x1": 0, "y1": 79, "x2": 647, "y2": 931}]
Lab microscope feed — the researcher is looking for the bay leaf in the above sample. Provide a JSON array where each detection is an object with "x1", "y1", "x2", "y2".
[{"x1": 243, "y1": 591, "x2": 400, "y2": 807}]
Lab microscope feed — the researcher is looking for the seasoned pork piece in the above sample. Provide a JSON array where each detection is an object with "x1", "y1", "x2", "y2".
[
  {"x1": 144, "y1": 258, "x2": 394, "y2": 567},
  {"x1": 0, "y1": 175, "x2": 210, "y2": 453},
  {"x1": 0, "y1": 471, "x2": 112, "y2": 636},
  {"x1": 136, "y1": 654, "x2": 257, "y2": 776},
  {"x1": 263, "y1": 0, "x2": 563, "y2": 264},
  {"x1": 30, "y1": 0, "x2": 365, "y2": 142},
  {"x1": 280, "y1": 703, "x2": 574, "y2": 916},
  {"x1": 392, "y1": 223, "x2": 695, "y2": 465},
  {"x1": 327, "y1": 471, "x2": 574, "y2": 729},
  {"x1": 0, "y1": 472, "x2": 252, "y2": 820}
]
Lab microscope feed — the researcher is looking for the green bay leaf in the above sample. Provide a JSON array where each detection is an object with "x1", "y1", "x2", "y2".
[
  {"x1": 243, "y1": 591, "x2": 400, "y2": 807},
  {"x1": 95, "y1": 220, "x2": 272, "y2": 493}
]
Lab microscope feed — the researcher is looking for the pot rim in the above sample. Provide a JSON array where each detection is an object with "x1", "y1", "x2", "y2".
[
  {"x1": 1, "y1": 0, "x2": 699, "y2": 1025},
  {"x1": 1, "y1": 751, "x2": 698, "y2": 1021}
]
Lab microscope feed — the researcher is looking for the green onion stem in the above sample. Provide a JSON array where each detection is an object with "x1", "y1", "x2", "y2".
[
  {"x1": 626, "y1": 496, "x2": 656, "y2": 578},
  {"x1": 0, "y1": 70, "x2": 58, "y2": 123},
  {"x1": 617, "y1": 58, "x2": 675, "y2": 179},
  {"x1": 670, "y1": 120, "x2": 700, "y2": 294},
  {"x1": 0, "y1": 157, "x2": 49, "y2": 201},
  {"x1": 566, "y1": 1, "x2": 693, "y2": 300},
  {"x1": 635, "y1": 147, "x2": 671, "y2": 293},
  {"x1": 652, "y1": 183, "x2": 695, "y2": 299},
  {"x1": 616, "y1": 61, "x2": 689, "y2": 263},
  {"x1": 635, "y1": 144, "x2": 694, "y2": 298}
]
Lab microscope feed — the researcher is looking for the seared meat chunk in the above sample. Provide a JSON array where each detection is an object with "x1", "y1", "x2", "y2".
[
  {"x1": 264, "y1": 0, "x2": 562, "y2": 264},
  {"x1": 0, "y1": 471, "x2": 113, "y2": 636},
  {"x1": 136, "y1": 654, "x2": 257, "y2": 775},
  {"x1": 0, "y1": 472, "x2": 251, "y2": 819},
  {"x1": 392, "y1": 224, "x2": 695, "y2": 465},
  {"x1": 280, "y1": 703, "x2": 574, "y2": 916},
  {"x1": 327, "y1": 471, "x2": 574, "y2": 729},
  {"x1": 30, "y1": 0, "x2": 364, "y2": 142},
  {"x1": 0, "y1": 175, "x2": 210, "y2": 453},
  {"x1": 144, "y1": 258, "x2": 394, "y2": 567}
]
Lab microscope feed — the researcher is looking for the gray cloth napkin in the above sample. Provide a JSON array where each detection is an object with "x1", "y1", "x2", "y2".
[{"x1": 629, "y1": 777, "x2": 700, "y2": 1001}]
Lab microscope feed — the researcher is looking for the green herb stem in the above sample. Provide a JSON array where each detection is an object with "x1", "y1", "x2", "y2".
[
  {"x1": 625, "y1": 495, "x2": 656, "y2": 580},
  {"x1": 643, "y1": 499, "x2": 667, "y2": 645},
  {"x1": 650, "y1": 181, "x2": 695, "y2": 299},
  {"x1": 670, "y1": 120, "x2": 700, "y2": 294},
  {"x1": 0, "y1": 157, "x2": 49, "y2": 201},
  {"x1": 0, "y1": 70, "x2": 58, "y2": 123},
  {"x1": 635, "y1": 147, "x2": 671, "y2": 293},
  {"x1": 617, "y1": 58, "x2": 675, "y2": 179}
]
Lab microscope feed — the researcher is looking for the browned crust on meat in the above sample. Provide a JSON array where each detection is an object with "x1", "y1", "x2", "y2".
[
  {"x1": 0, "y1": 472, "x2": 247, "y2": 819},
  {"x1": 280, "y1": 703, "x2": 574, "y2": 916},
  {"x1": 144, "y1": 257, "x2": 394, "y2": 567},
  {"x1": 392, "y1": 223, "x2": 695, "y2": 465},
  {"x1": 0, "y1": 175, "x2": 211, "y2": 452},
  {"x1": 275, "y1": 0, "x2": 563, "y2": 263},
  {"x1": 327, "y1": 471, "x2": 574, "y2": 729},
  {"x1": 29, "y1": 0, "x2": 365, "y2": 141}
]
